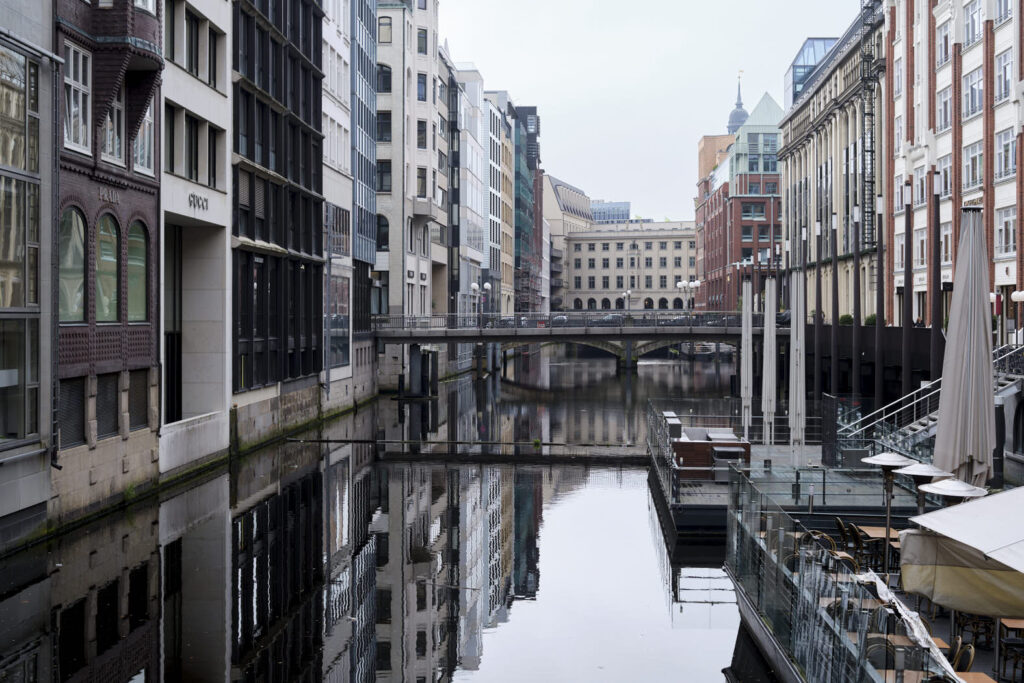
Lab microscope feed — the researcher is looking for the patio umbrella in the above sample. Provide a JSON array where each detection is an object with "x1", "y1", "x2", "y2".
[
  {"x1": 789, "y1": 259, "x2": 807, "y2": 454},
  {"x1": 741, "y1": 277, "x2": 752, "y2": 441},
  {"x1": 762, "y1": 277, "x2": 777, "y2": 446},
  {"x1": 932, "y1": 207, "x2": 995, "y2": 486}
]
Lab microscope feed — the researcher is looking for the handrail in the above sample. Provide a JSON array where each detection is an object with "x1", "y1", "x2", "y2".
[
  {"x1": 371, "y1": 310, "x2": 771, "y2": 331},
  {"x1": 840, "y1": 343, "x2": 1024, "y2": 438}
]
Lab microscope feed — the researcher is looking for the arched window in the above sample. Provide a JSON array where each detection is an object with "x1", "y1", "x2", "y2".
[
  {"x1": 59, "y1": 208, "x2": 87, "y2": 321},
  {"x1": 614, "y1": 298, "x2": 624, "y2": 310},
  {"x1": 378, "y1": 17, "x2": 392, "y2": 43},
  {"x1": 96, "y1": 214, "x2": 120, "y2": 322},
  {"x1": 658, "y1": 298, "x2": 669, "y2": 310},
  {"x1": 377, "y1": 64, "x2": 392, "y2": 93},
  {"x1": 587, "y1": 298, "x2": 596, "y2": 310},
  {"x1": 377, "y1": 215, "x2": 389, "y2": 250},
  {"x1": 673, "y1": 298, "x2": 684, "y2": 309},
  {"x1": 601, "y1": 298, "x2": 611, "y2": 310},
  {"x1": 573, "y1": 298, "x2": 583, "y2": 310},
  {"x1": 126, "y1": 221, "x2": 148, "y2": 321},
  {"x1": 643, "y1": 298, "x2": 654, "y2": 310}
]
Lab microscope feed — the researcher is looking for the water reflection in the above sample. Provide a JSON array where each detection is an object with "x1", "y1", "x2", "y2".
[{"x1": 0, "y1": 352, "x2": 747, "y2": 683}]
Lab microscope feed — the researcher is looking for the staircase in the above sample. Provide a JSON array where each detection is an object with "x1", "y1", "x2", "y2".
[{"x1": 837, "y1": 344, "x2": 1024, "y2": 462}]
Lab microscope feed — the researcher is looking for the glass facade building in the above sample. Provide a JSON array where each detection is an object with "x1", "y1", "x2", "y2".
[{"x1": 784, "y1": 38, "x2": 838, "y2": 109}]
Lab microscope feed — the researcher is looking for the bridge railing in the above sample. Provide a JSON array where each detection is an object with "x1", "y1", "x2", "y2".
[{"x1": 372, "y1": 311, "x2": 771, "y2": 331}]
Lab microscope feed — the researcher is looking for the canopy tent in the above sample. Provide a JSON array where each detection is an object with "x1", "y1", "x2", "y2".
[
  {"x1": 900, "y1": 487, "x2": 1024, "y2": 616},
  {"x1": 741, "y1": 277, "x2": 752, "y2": 441},
  {"x1": 761, "y1": 277, "x2": 777, "y2": 446},
  {"x1": 932, "y1": 207, "x2": 994, "y2": 485}
]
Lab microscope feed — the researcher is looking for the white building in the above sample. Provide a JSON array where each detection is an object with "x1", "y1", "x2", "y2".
[
  {"x1": 159, "y1": 0, "x2": 233, "y2": 469},
  {"x1": 322, "y1": 0, "x2": 355, "y2": 408},
  {"x1": 454, "y1": 65, "x2": 489, "y2": 315}
]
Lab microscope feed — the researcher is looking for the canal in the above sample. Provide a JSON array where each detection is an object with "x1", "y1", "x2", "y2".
[{"x1": 0, "y1": 347, "x2": 763, "y2": 682}]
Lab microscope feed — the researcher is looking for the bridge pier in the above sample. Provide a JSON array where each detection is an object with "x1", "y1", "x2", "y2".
[
  {"x1": 619, "y1": 340, "x2": 637, "y2": 371},
  {"x1": 409, "y1": 344, "x2": 423, "y2": 396}
]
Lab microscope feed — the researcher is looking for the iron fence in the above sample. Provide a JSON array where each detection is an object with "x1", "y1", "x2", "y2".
[{"x1": 372, "y1": 310, "x2": 770, "y2": 331}]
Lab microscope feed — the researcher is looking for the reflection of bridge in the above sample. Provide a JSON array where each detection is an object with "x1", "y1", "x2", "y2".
[{"x1": 373, "y1": 312, "x2": 785, "y2": 352}]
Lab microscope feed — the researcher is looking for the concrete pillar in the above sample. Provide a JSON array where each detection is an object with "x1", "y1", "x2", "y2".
[
  {"x1": 429, "y1": 351, "x2": 439, "y2": 396},
  {"x1": 621, "y1": 340, "x2": 637, "y2": 370},
  {"x1": 409, "y1": 344, "x2": 422, "y2": 396}
]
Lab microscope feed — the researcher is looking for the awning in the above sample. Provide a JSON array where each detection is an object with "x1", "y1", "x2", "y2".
[{"x1": 900, "y1": 487, "x2": 1024, "y2": 616}]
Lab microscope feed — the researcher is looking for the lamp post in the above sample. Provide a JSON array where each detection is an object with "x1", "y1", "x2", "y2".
[
  {"x1": 621, "y1": 289, "x2": 632, "y2": 316},
  {"x1": 483, "y1": 282, "x2": 492, "y2": 324},
  {"x1": 1007, "y1": 290, "x2": 1024, "y2": 344},
  {"x1": 862, "y1": 451, "x2": 916, "y2": 581}
]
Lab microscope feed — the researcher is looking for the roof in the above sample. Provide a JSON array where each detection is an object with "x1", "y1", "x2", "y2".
[
  {"x1": 910, "y1": 486, "x2": 1024, "y2": 573},
  {"x1": 740, "y1": 93, "x2": 783, "y2": 129}
]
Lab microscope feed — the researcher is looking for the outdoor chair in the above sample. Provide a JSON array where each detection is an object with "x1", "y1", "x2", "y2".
[
  {"x1": 849, "y1": 525, "x2": 883, "y2": 571},
  {"x1": 952, "y1": 643, "x2": 976, "y2": 672},
  {"x1": 835, "y1": 517, "x2": 853, "y2": 551},
  {"x1": 918, "y1": 614, "x2": 933, "y2": 636},
  {"x1": 946, "y1": 635, "x2": 962, "y2": 663},
  {"x1": 956, "y1": 612, "x2": 994, "y2": 649},
  {"x1": 828, "y1": 550, "x2": 859, "y2": 574},
  {"x1": 799, "y1": 529, "x2": 836, "y2": 552},
  {"x1": 999, "y1": 630, "x2": 1024, "y2": 680},
  {"x1": 865, "y1": 637, "x2": 897, "y2": 671}
]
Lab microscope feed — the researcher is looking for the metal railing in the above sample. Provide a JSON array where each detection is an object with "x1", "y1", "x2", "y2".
[
  {"x1": 727, "y1": 468, "x2": 959, "y2": 682},
  {"x1": 373, "y1": 310, "x2": 769, "y2": 331}
]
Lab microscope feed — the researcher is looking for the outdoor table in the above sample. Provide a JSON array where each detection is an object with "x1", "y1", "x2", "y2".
[
  {"x1": 858, "y1": 525, "x2": 900, "y2": 541},
  {"x1": 958, "y1": 673, "x2": 998, "y2": 682},
  {"x1": 878, "y1": 671, "x2": 994, "y2": 683}
]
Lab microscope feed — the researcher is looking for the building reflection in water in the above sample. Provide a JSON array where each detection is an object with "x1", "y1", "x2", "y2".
[{"x1": 0, "y1": 350, "x2": 738, "y2": 682}]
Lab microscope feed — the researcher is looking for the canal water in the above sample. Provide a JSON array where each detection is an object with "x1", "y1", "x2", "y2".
[{"x1": 0, "y1": 347, "x2": 759, "y2": 682}]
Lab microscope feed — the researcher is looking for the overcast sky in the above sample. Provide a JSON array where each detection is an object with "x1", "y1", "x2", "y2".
[{"x1": 439, "y1": 0, "x2": 856, "y2": 221}]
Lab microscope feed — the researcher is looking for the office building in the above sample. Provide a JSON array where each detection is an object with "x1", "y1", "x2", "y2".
[
  {"x1": 484, "y1": 91, "x2": 516, "y2": 314},
  {"x1": 53, "y1": 0, "x2": 163, "y2": 520},
  {"x1": 542, "y1": 174, "x2": 593, "y2": 311},
  {"x1": 229, "y1": 0, "x2": 324, "y2": 449},
  {"x1": 591, "y1": 201, "x2": 630, "y2": 224},
  {"x1": 454, "y1": 65, "x2": 489, "y2": 317},
  {"x1": 0, "y1": 0, "x2": 58, "y2": 547},
  {"x1": 159, "y1": 0, "x2": 232, "y2": 470},
  {"x1": 564, "y1": 221, "x2": 698, "y2": 311}
]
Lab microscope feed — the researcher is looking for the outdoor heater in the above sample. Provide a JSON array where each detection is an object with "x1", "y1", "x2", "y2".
[
  {"x1": 862, "y1": 452, "x2": 916, "y2": 581},
  {"x1": 894, "y1": 462, "x2": 953, "y2": 516}
]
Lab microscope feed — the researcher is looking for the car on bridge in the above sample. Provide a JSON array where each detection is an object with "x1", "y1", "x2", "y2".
[
  {"x1": 592, "y1": 313, "x2": 625, "y2": 327},
  {"x1": 658, "y1": 315, "x2": 697, "y2": 327}
]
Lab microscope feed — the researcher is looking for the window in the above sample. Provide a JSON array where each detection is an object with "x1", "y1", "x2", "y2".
[
  {"x1": 417, "y1": 73, "x2": 427, "y2": 101},
  {"x1": 417, "y1": 29, "x2": 427, "y2": 54},
  {"x1": 127, "y1": 222, "x2": 148, "y2": 321},
  {"x1": 588, "y1": 243, "x2": 596, "y2": 251},
  {"x1": 741, "y1": 203, "x2": 765, "y2": 220},
  {"x1": 377, "y1": 64, "x2": 391, "y2": 93},
  {"x1": 573, "y1": 277, "x2": 581, "y2": 289},
  {"x1": 96, "y1": 215, "x2": 119, "y2": 322},
  {"x1": 765, "y1": 182, "x2": 778, "y2": 194},
  {"x1": 378, "y1": 17, "x2": 392, "y2": 43},
  {"x1": 997, "y1": 0, "x2": 1012, "y2": 23},
  {"x1": 376, "y1": 215, "x2": 389, "y2": 250},
  {"x1": 616, "y1": 242, "x2": 623, "y2": 250},
  {"x1": 758, "y1": 225, "x2": 770, "y2": 240},
  {"x1": 936, "y1": 86, "x2": 951, "y2": 131},
  {"x1": 673, "y1": 241, "x2": 682, "y2": 249},
  {"x1": 416, "y1": 167, "x2": 426, "y2": 197},
  {"x1": 59, "y1": 208, "x2": 87, "y2": 321},
  {"x1": 185, "y1": 10, "x2": 200, "y2": 76},
  {"x1": 674, "y1": 257, "x2": 681, "y2": 267},
  {"x1": 207, "y1": 128, "x2": 218, "y2": 188},
  {"x1": 749, "y1": 182, "x2": 760, "y2": 194},
  {"x1": 376, "y1": 160, "x2": 391, "y2": 192},
  {"x1": 894, "y1": 233, "x2": 905, "y2": 270},
  {"x1": 616, "y1": 275, "x2": 623, "y2": 288},
  {"x1": 601, "y1": 258, "x2": 609, "y2": 268},
  {"x1": 376, "y1": 111, "x2": 391, "y2": 142},
  {"x1": 659, "y1": 275, "x2": 667, "y2": 288},
  {"x1": 689, "y1": 257, "x2": 696, "y2": 267},
  {"x1": 963, "y1": 142, "x2": 983, "y2": 189},
  {"x1": 748, "y1": 154, "x2": 759, "y2": 172},
  {"x1": 658, "y1": 257, "x2": 666, "y2": 267},
  {"x1": 644, "y1": 275, "x2": 652, "y2": 288},
  {"x1": 587, "y1": 258, "x2": 595, "y2": 268},
  {"x1": 658, "y1": 241, "x2": 667, "y2": 249},
  {"x1": 601, "y1": 242, "x2": 609, "y2": 251},
  {"x1": 574, "y1": 258, "x2": 581, "y2": 268},
  {"x1": 185, "y1": 115, "x2": 199, "y2": 181},
  {"x1": 741, "y1": 225, "x2": 753, "y2": 241},
  {"x1": 965, "y1": 0, "x2": 983, "y2": 46},
  {"x1": 601, "y1": 276, "x2": 609, "y2": 289},
  {"x1": 101, "y1": 85, "x2": 125, "y2": 163},
  {"x1": 644, "y1": 257, "x2": 652, "y2": 267},
  {"x1": 914, "y1": 166, "x2": 926, "y2": 205},
  {"x1": 573, "y1": 244, "x2": 581, "y2": 252},
  {"x1": 63, "y1": 43, "x2": 91, "y2": 153},
  {"x1": 941, "y1": 222, "x2": 953, "y2": 264},
  {"x1": 418, "y1": 0, "x2": 426, "y2": 8},
  {"x1": 914, "y1": 227, "x2": 927, "y2": 267},
  {"x1": 996, "y1": 128, "x2": 1016, "y2": 179},
  {"x1": 936, "y1": 21, "x2": 950, "y2": 66},
  {"x1": 132, "y1": 100, "x2": 154, "y2": 174},
  {"x1": 893, "y1": 57, "x2": 902, "y2": 96},
  {"x1": 963, "y1": 67, "x2": 984, "y2": 118},
  {"x1": 587, "y1": 276, "x2": 595, "y2": 288},
  {"x1": 997, "y1": 207, "x2": 1017, "y2": 256},
  {"x1": 938, "y1": 154, "x2": 952, "y2": 196},
  {"x1": 644, "y1": 241, "x2": 652, "y2": 250},
  {"x1": 894, "y1": 116, "x2": 902, "y2": 153},
  {"x1": 208, "y1": 28, "x2": 218, "y2": 87},
  {"x1": 135, "y1": 0, "x2": 155, "y2": 12},
  {"x1": 615, "y1": 257, "x2": 623, "y2": 268},
  {"x1": 996, "y1": 50, "x2": 1013, "y2": 102},
  {"x1": 417, "y1": 120, "x2": 426, "y2": 149}
]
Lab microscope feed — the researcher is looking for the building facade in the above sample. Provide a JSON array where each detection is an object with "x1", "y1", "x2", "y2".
[
  {"x1": 564, "y1": 221, "x2": 698, "y2": 311},
  {"x1": 697, "y1": 93, "x2": 784, "y2": 311},
  {"x1": 159, "y1": 0, "x2": 233, "y2": 471},
  {"x1": 542, "y1": 175, "x2": 592, "y2": 311},
  {"x1": 54, "y1": 0, "x2": 163, "y2": 520},
  {"x1": 229, "y1": 0, "x2": 325, "y2": 449},
  {"x1": 0, "y1": 0, "x2": 58, "y2": 546}
]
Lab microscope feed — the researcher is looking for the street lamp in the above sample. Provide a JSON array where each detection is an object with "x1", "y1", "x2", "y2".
[
  {"x1": 1011, "y1": 290, "x2": 1024, "y2": 344},
  {"x1": 471, "y1": 282, "x2": 480, "y2": 327},
  {"x1": 621, "y1": 289, "x2": 632, "y2": 314},
  {"x1": 862, "y1": 451, "x2": 916, "y2": 581}
]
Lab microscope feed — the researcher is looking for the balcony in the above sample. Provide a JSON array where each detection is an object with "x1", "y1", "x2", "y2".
[
  {"x1": 413, "y1": 197, "x2": 443, "y2": 221},
  {"x1": 550, "y1": 247, "x2": 564, "y2": 261},
  {"x1": 549, "y1": 261, "x2": 563, "y2": 275},
  {"x1": 550, "y1": 278, "x2": 564, "y2": 289}
]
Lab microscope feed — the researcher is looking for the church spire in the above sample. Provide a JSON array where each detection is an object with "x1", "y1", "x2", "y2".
[
  {"x1": 736, "y1": 71, "x2": 743, "y2": 108},
  {"x1": 727, "y1": 70, "x2": 749, "y2": 135}
]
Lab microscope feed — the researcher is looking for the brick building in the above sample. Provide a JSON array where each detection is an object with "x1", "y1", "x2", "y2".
[
  {"x1": 696, "y1": 91, "x2": 783, "y2": 311},
  {"x1": 54, "y1": 0, "x2": 163, "y2": 521}
]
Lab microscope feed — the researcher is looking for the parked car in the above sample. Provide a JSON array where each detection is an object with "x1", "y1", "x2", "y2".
[
  {"x1": 497, "y1": 316, "x2": 517, "y2": 328},
  {"x1": 551, "y1": 314, "x2": 570, "y2": 327},
  {"x1": 592, "y1": 313, "x2": 625, "y2": 327},
  {"x1": 658, "y1": 315, "x2": 695, "y2": 327}
]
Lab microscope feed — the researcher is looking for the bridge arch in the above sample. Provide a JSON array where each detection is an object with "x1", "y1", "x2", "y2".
[{"x1": 504, "y1": 339, "x2": 625, "y2": 358}]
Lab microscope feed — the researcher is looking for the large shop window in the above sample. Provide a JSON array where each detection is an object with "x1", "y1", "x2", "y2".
[
  {"x1": 0, "y1": 319, "x2": 38, "y2": 443},
  {"x1": 59, "y1": 208, "x2": 87, "y2": 321},
  {"x1": 96, "y1": 214, "x2": 120, "y2": 322}
]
